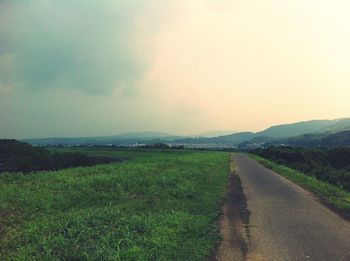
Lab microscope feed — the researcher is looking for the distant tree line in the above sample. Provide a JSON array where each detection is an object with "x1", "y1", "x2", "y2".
[
  {"x1": 0, "y1": 139, "x2": 113, "y2": 173},
  {"x1": 251, "y1": 146, "x2": 350, "y2": 191}
]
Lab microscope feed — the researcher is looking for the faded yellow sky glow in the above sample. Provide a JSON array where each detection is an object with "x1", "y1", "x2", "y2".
[{"x1": 148, "y1": 0, "x2": 350, "y2": 132}]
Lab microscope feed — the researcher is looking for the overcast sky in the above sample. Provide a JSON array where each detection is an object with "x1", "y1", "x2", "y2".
[{"x1": 1, "y1": 0, "x2": 350, "y2": 138}]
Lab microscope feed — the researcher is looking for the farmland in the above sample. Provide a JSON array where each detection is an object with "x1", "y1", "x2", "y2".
[{"x1": 0, "y1": 148, "x2": 230, "y2": 260}]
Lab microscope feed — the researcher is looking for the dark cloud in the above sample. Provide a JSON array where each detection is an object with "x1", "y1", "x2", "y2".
[{"x1": 0, "y1": 0, "x2": 176, "y2": 95}]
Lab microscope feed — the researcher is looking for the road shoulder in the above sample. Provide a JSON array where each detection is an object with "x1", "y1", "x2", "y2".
[{"x1": 214, "y1": 156, "x2": 250, "y2": 261}]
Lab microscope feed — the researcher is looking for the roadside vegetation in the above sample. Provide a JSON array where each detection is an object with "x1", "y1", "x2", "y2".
[
  {"x1": 252, "y1": 146, "x2": 350, "y2": 191},
  {"x1": 0, "y1": 148, "x2": 230, "y2": 260},
  {"x1": 249, "y1": 151, "x2": 350, "y2": 211}
]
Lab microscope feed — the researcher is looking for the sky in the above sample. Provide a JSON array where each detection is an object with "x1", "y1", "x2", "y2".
[{"x1": 1, "y1": 0, "x2": 350, "y2": 138}]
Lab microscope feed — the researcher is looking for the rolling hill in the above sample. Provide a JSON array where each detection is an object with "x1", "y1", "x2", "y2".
[
  {"x1": 23, "y1": 132, "x2": 181, "y2": 146},
  {"x1": 263, "y1": 130, "x2": 350, "y2": 148},
  {"x1": 256, "y1": 118, "x2": 349, "y2": 138},
  {"x1": 176, "y1": 118, "x2": 350, "y2": 146},
  {"x1": 22, "y1": 118, "x2": 350, "y2": 147}
]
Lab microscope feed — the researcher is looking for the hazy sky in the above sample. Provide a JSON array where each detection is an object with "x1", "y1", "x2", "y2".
[{"x1": 1, "y1": 0, "x2": 350, "y2": 138}]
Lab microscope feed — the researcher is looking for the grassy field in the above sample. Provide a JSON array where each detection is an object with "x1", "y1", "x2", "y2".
[
  {"x1": 248, "y1": 154, "x2": 350, "y2": 211},
  {"x1": 0, "y1": 148, "x2": 230, "y2": 260}
]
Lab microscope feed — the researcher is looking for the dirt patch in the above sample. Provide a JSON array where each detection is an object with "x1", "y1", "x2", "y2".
[{"x1": 213, "y1": 157, "x2": 250, "y2": 261}]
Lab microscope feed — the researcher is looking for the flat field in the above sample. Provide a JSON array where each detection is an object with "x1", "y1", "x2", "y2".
[{"x1": 0, "y1": 148, "x2": 230, "y2": 260}]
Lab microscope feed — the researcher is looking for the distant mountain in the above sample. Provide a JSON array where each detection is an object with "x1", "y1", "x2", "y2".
[
  {"x1": 173, "y1": 132, "x2": 255, "y2": 146},
  {"x1": 238, "y1": 136, "x2": 276, "y2": 147},
  {"x1": 197, "y1": 130, "x2": 236, "y2": 138},
  {"x1": 23, "y1": 132, "x2": 181, "y2": 146},
  {"x1": 253, "y1": 118, "x2": 350, "y2": 139},
  {"x1": 266, "y1": 130, "x2": 350, "y2": 148},
  {"x1": 111, "y1": 131, "x2": 173, "y2": 139},
  {"x1": 207, "y1": 132, "x2": 256, "y2": 144},
  {"x1": 22, "y1": 118, "x2": 350, "y2": 147},
  {"x1": 322, "y1": 130, "x2": 350, "y2": 146},
  {"x1": 174, "y1": 118, "x2": 350, "y2": 147},
  {"x1": 319, "y1": 118, "x2": 350, "y2": 133}
]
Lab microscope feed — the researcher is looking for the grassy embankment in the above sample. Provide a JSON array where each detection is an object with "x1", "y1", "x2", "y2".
[
  {"x1": 0, "y1": 148, "x2": 230, "y2": 260},
  {"x1": 248, "y1": 154, "x2": 350, "y2": 211}
]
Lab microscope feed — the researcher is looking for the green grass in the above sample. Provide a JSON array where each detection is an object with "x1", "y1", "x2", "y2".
[
  {"x1": 0, "y1": 149, "x2": 231, "y2": 260},
  {"x1": 248, "y1": 154, "x2": 350, "y2": 211}
]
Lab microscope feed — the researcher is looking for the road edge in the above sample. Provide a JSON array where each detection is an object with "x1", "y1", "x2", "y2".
[
  {"x1": 213, "y1": 156, "x2": 250, "y2": 261},
  {"x1": 247, "y1": 153, "x2": 350, "y2": 222}
]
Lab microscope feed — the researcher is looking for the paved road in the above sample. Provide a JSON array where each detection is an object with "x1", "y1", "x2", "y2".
[{"x1": 234, "y1": 154, "x2": 350, "y2": 261}]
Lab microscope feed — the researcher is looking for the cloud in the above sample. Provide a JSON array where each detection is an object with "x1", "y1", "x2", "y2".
[
  {"x1": 1, "y1": 0, "x2": 350, "y2": 139},
  {"x1": 0, "y1": 0, "x2": 178, "y2": 95}
]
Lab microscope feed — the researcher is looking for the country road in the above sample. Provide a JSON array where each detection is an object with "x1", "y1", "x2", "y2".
[{"x1": 234, "y1": 154, "x2": 350, "y2": 261}]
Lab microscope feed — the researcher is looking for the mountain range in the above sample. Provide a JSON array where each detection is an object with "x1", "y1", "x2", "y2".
[
  {"x1": 22, "y1": 118, "x2": 350, "y2": 148},
  {"x1": 22, "y1": 131, "x2": 180, "y2": 146},
  {"x1": 173, "y1": 118, "x2": 350, "y2": 147}
]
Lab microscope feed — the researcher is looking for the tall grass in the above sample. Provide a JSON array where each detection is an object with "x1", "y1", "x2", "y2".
[{"x1": 0, "y1": 149, "x2": 230, "y2": 260}]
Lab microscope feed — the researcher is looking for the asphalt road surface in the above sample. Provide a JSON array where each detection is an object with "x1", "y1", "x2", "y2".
[{"x1": 234, "y1": 154, "x2": 350, "y2": 261}]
